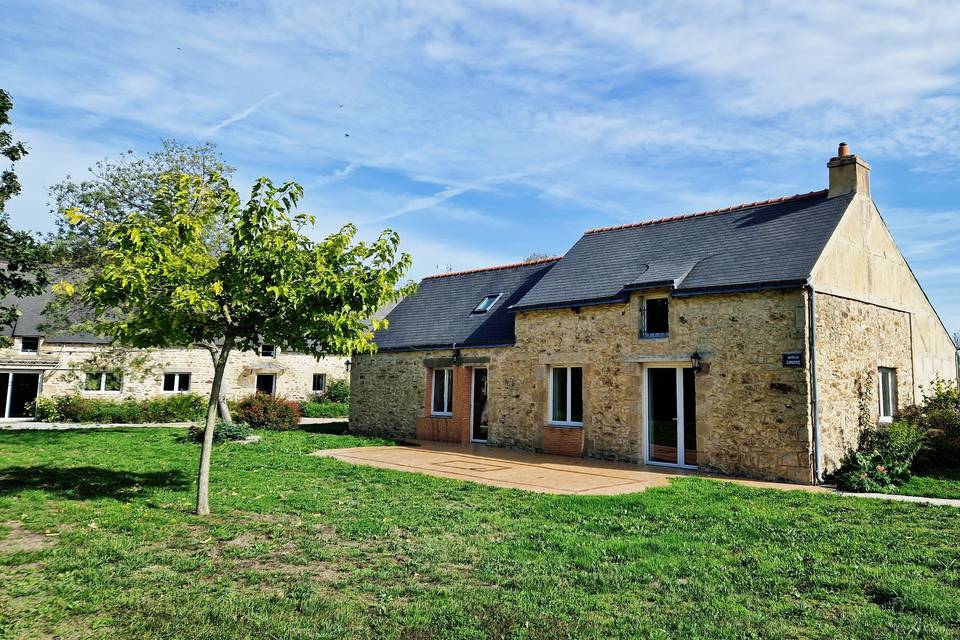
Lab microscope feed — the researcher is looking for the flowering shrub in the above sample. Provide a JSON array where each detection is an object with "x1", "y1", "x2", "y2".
[
  {"x1": 234, "y1": 393, "x2": 301, "y2": 430},
  {"x1": 32, "y1": 394, "x2": 205, "y2": 423}
]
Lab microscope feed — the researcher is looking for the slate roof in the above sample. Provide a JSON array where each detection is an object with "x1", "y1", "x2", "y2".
[
  {"x1": 1, "y1": 289, "x2": 108, "y2": 343},
  {"x1": 373, "y1": 258, "x2": 558, "y2": 351},
  {"x1": 513, "y1": 190, "x2": 854, "y2": 310}
]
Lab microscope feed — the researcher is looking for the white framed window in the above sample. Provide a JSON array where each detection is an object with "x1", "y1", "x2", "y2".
[
  {"x1": 431, "y1": 368, "x2": 453, "y2": 416},
  {"x1": 84, "y1": 371, "x2": 122, "y2": 392},
  {"x1": 878, "y1": 367, "x2": 896, "y2": 423},
  {"x1": 472, "y1": 293, "x2": 502, "y2": 314},
  {"x1": 549, "y1": 366, "x2": 583, "y2": 426},
  {"x1": 312, "y1": 373, "x2": 327, "y2": 392},
  {"x1": 640, "y1": 296, "x2": 669, "y2": 338},
  {"x1": 163, "y1": 372, "x2": 191, "y2": 392},
  {"x1": 260, "y1": 344, "x2": 277, "y2": 357},
  {"x1": 20, "y1": 337, "x2": 40, "y2": 353}
]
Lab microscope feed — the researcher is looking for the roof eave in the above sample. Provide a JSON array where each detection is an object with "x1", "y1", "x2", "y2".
[
  {"x1": 374, "y1": 341, "x2": 515, "y2": 353},
  {"x1": 509, "y1": 294, "x2": 631, "y2": 313},
  {"x1": 672, "y1": 279, "x2": 808, "y2": 298}
]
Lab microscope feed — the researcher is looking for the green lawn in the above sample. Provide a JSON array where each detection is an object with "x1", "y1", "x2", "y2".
[
  {"x1": 900, "y1": 467, "x2": 960, "y2": 500},
  {"x1": 1, "y1": 427, "x2": 959, "y2": 639}
]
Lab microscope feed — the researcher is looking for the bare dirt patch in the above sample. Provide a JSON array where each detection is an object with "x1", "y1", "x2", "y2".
[{"x1": 0, "y1": 521, "x2": 56, "y2": 554}]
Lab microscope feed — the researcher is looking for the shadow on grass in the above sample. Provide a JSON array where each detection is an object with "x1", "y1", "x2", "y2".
[
  {"x1": 300, "y1": 421, "x2": 349, "y2": 435},
  {"x1": 0, "y1": 465, "x2": 190, "y2": 501}
]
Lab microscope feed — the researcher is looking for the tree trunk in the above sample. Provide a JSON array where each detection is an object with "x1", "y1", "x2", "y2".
[
  {"x1": 218, "y1": 397, "x2": 232, "y2": 422},
  {"x1": 196, "y1": 335, "x2": 235, "y2": 516}
]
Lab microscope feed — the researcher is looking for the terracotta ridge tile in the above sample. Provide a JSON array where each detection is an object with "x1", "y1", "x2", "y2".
[
  {"x1": 583, "y1": 189, "x2": 829, "y2": 235},
  {"x1": 423, "y1": 256, "x2": 562, "y2": 280}
]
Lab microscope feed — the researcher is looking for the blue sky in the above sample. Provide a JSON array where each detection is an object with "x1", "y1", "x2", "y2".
[{"x1": 2, "y1": 1, "x2": 958, "y2": 335}]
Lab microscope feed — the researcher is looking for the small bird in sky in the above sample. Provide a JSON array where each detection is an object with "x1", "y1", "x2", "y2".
[{"x1": 344, "y1": 133, "x2": 350, "y2": 137}]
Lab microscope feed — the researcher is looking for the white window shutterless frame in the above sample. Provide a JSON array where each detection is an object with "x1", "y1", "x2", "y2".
[
  {"x1": 431, "y1": 368, "x2": 453, "y2": 416},
  {"x1": 878, "y1": 368, "x2": 896, "y2": 423},
  {"x1": 548, "y1": 366, "x2": 583, "y2": 426}
]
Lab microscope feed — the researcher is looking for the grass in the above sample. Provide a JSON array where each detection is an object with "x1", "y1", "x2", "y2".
[
  {"x1": 900, "y1": 467, "x2": 960, "y2": 500},
  {"x1": 300, "y1": 401, "x2": 350, "y2": 418},
  {"x1": 1, "y1": 427, "x2": 959, "y2": 639}
]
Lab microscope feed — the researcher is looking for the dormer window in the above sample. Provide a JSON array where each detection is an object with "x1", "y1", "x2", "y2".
[
  {"x1": 20, "y1": 337, "x2": 39, "y2": 353},
  {"x1": 641, "y1": 297, "x2": 669, "y2": 338},
  {"x1": 472, "y1": 293, "x2": 502, "y2": 315}
]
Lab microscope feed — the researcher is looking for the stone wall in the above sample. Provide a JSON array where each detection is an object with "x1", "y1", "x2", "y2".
[
  {"x1": 0, "y1": 338, "x2": 346, "y2": 403},
  {"x1": 352, "y1": 289, "x2": 816, "y2": 483},
  {"x1": 508, "y1": 290, "x2": 814, "y2": 482},
  {"x1": 814, "y1": 293, "x2": 914, "y2": 473},
  {"x1": 350, "y1": 348, "x2": 509, "y2": 440},
  {"x1": 811, "y1": 193, "x2": 958, "y2": 398}
]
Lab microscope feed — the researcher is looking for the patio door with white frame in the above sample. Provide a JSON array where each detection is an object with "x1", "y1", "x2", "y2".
[{"x1": 645, "y1": 365, "x2": 697, "y2": 468}]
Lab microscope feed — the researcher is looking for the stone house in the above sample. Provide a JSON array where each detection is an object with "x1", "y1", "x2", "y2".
[
  {"x1": 0, "y1": 290, "x2": 348, "y2": 418},
  {"x1": 350, "y1": 145, "x2": 959, "y2": 483}
]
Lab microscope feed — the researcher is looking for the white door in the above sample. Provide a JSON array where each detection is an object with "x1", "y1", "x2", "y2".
[{"x1": 645, "y1": 366, "x2": 697, "y2": 468}]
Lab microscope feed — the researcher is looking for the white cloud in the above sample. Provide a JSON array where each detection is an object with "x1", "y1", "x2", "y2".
[{"x1": 2, "y1": 0, "x2": 959, "y2": 329}]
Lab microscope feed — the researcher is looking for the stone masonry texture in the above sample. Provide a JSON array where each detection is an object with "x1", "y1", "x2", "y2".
[
  {"x1": 0, "y1": 339, "x2": 346, "y2": 403},
  {"x1": 352, "y1": 289, "x2": 817, "y2": 483}
]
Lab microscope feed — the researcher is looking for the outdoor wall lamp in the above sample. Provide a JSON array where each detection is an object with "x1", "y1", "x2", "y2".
[
  {"x1": 344, "y1": 359, "x2": 351, "y2": 373},
  {"x1": 690, "y1": 352, "x2": 703, "y2": 373}
]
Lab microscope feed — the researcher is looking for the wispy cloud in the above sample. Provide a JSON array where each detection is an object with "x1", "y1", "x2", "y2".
[
  {"x1": 201, "y1": 91, "x2": 283, "y2": 136},
  {"x1": 2, "y1": 0, "x2": 959, "y2": 330}
]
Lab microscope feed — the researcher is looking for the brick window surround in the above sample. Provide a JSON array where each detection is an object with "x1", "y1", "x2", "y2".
[{"x1": 416, "y1": 366, "x2": 473, "y2": 443}]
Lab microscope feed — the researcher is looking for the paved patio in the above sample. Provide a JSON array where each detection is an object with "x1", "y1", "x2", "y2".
[{"x1": 310, "y1": 440, "x2": 828, "y2": 496}]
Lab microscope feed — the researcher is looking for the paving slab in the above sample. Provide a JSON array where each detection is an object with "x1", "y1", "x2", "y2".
[{"x1": 311, "y1": 440, "x2": 828, "y2": 496}]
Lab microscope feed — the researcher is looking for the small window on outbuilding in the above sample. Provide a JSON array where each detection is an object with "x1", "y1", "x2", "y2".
[
  {"x1": 312, "y1": 373, "x2": 327, "y2": 392},
  {"x1": 20, "y1": 337, "x2": 39, "y2": 353},
  {"x1": 163, "y1": 373, "x2": 191, "y2": 392},
  {"x1": 472, "y1": 293, "x2": 502, "y2": 314},
  {"x1": 260, "y1": 344, "x2": 276, "y2": 357},
  {"x1": 84, "y1": 371, "x2": 122, "y2": 392},
  {"x1": 641, "y1": 297, "x2": 669, "y2": 338}
]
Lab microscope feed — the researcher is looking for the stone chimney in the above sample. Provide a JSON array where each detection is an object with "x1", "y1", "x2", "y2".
[{"x1": 827, "y1": 142, "x2": 870, "y2": 198}]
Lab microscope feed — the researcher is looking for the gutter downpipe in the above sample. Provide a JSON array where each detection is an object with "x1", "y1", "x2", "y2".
[{"x1": 806, "y1": 282, "x2": 822, "y2": 484}]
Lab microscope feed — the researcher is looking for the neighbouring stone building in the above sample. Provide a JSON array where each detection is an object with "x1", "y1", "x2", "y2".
[
  {"x1": 351, "y1": 145, "x2": 959, "y2": 484},
  {"x1": 0, "y1": 290, "x2": 348, "y2": 417}
]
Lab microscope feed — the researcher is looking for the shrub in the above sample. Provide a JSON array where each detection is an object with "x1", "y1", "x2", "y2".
[
  {"x1": 321, "y1": 379, "x2": 350, "y2": 404},
  {"x1": 28, "y1": 397, "x2": 60, "y2": 422},
  {"x1": 187, "y1": 420, "x2": 252, "y2": 444},
  {"x1": 301, "y1": 400, "x2": 349, "y2": 418},
  {"x1": 45, "y1": 393, "x2": 206, "y2": 423},
  {"x1": 834, "y1": 420, "x2": 926, "y2": 493},
  {"x1": 142, "y1": 393, "x2": 206, "y2": 423},
  {"x1": 235, "y1": 393, "x2": 301, "y2": 430},
  {"x1": 901, "y1": 377, "x2": 960, "y2": 468}
]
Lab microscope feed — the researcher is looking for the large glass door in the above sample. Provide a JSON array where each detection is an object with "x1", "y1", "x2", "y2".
[
  {"x1": 646, "y1": 366, "x2": 697, "y2": 467},
  {"x1": 0, "y1": 372, "x2": 42, "y2": 418}
]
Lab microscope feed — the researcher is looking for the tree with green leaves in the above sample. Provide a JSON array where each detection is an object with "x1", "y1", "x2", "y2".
[
  {"x1": 0, "y1": 89, "x2": 48, "y2": 327},
  {"x1": 47, "y1": 139, "x2": 234, "y2": 269},
  {"x1": 58, "y1": 173, "x2": 413, "y2": 515}
]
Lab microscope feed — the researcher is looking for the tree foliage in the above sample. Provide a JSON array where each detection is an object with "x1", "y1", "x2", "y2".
[
  {"x1": 58, "y1": 171, "x2": 414, "y2": 514},
  {"x1": 47, "y1": 140, "x2": 234, "y2": 269},
  {"x1": 0, "y1": 88, "x2": 48, "y2": 327}
]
